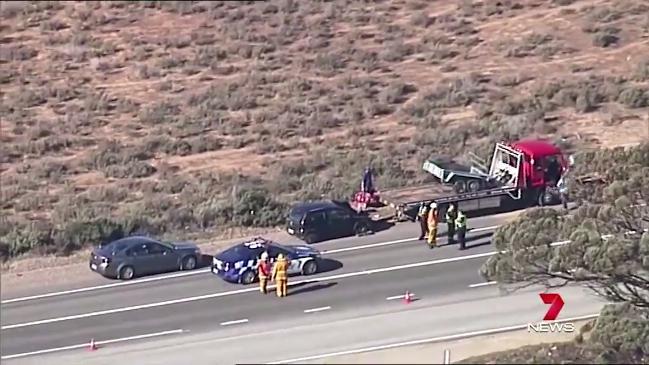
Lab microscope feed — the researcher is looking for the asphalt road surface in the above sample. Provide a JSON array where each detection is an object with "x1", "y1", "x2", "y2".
[{"x1": 1, "y1": 209, "x2": 605, "y2": 364}]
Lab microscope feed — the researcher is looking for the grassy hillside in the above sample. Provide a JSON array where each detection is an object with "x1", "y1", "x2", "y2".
[{"x1": 1, "y1": 0, "x2": 648, "y2": 260}]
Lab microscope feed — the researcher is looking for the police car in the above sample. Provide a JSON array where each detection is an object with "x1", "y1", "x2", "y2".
[{"x1": 211, "y1": 237, "x2": 322, "y2": 284}]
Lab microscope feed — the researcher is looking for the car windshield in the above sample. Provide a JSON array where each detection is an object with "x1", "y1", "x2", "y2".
[{"x1": 289, "y1": 208, "x2": 305, "y2": 222}]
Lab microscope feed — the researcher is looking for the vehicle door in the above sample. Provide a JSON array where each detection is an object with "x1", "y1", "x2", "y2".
[
  {"x1": 325, "y1": 208, "x2": 355, "y2": 238},
  {"x1": 528, "y1": 155, "x2": 546, "y2": 188},
  {"x1": 267, "y1": 245, "x2": 300, "y2": 275},
  {"x1": 146, "y1": 242, "x2": 179, "y2": 273},
  {"x1": 125, "y1": 242, "x2": 154, "y2": 275},
  {"x1": 303, "y1": 210, "x2": 328, "y2": 239}
]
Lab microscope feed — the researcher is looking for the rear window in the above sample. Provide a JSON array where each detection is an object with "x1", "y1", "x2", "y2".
[
  {"x1": 158, "y1": 241, "x2": 174, "y2": 250},
  {"x1": 101, "y1": 241, "x2": 129, "y2": 254}
]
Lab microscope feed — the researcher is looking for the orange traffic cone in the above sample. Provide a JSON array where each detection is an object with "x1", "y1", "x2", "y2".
[
  {"x1": 89, "y1": 338, "x2": 97, "y2": 351},
  {"x1": 403, "y1": 291, "x2": 412, "y2": 304}
]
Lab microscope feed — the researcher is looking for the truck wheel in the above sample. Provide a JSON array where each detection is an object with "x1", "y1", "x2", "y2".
[
  {"x1": 453, "y1": 181, "x2": 467, "y2": 194},
  {"x1": 537, "y1": 190, "x2": 549, "y2": 206},
  {"x1": 467, "y1": 180, "x2": 481, "y2": 192}
]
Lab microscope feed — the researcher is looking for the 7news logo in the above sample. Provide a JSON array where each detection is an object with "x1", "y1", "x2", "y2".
[{"x1": 527, "y1": 293, "x2": 576, "y2": 333}]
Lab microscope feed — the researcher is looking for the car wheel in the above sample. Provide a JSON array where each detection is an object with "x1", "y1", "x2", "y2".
[
  {"x1": 119, "y1": 266, "x2": 135, "y2": 280},
  {"x1": 182, "y1": 255, "x2": 197, "y2": 270},
  {"x1": 241, "y1": 270, "x2": 256, "y2": 285},
  {"x1": 354, "y1": 222, "x2": 370, "y2": 236},
  {"x1": 304, "y1": 234, "x2": 318, "y2": 244},
  {"x1": 302, "y1": 259, "x2": 318, "y2": 276}
]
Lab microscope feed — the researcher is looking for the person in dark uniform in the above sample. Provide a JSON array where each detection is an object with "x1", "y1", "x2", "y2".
[
  {"x1": 416, "y1": 202, "x2": 429, "y2": 241},
  {"x1": 455, "y1": 210, "x2": 467, "y2": 250},
  {"x1": 445, "y1": 204, "x2": 457, "y2": 245},
  {"x1": 361, "y1": 167, "x2": 375, "y2": 194}
]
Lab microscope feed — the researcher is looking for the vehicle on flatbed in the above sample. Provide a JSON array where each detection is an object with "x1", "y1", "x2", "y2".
[
  {"x1": 353, "y1": 139, "x2": 577, "y2": 222},
  {"x1": 287, "y1": 200, "x2": 373, "y2": 244},
  {"x1": 211, "y1": 237, "x2": 322, "y2": 284}
]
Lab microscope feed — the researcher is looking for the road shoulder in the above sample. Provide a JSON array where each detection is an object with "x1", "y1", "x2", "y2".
[{"x1": 309, "y1": 321, "x2": 590, "y2": 364}]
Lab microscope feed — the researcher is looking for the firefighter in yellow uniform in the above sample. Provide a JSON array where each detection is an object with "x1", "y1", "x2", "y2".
[
  {"x1": 272, "y1": 253, "x2": 289, "y2": 297},
  {"x1": 426, "y1": 203, "x2": 439, "y2": 249}
]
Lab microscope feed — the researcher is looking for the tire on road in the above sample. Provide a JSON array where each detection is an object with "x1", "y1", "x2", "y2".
[
  {"x1": 302, "y1": 259, "x2": 318, "y2": 276},
  {"x1": 119, "y1": 265, "x2": 135, "y2": 280},
  {"x1": 304, "y1": 233, "x2": 318, "y2": 244},
  {"x1": 181, "y1": 255, "x2": 197, "y2": 271},
  {"x1": 241, "y1": 270, "x2": 256, "y2": 285}
]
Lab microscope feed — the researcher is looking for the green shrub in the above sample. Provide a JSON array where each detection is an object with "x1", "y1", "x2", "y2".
[
  {"x1": 617, "y1": 86, "x2": 649, "y2": 108},
  {"x1": 592, "y1": 32, "x2": 619, "y2": 47}
]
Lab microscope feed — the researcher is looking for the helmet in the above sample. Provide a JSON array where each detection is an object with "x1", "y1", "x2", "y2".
[
  {"x1": 277, "y1": 253, "x2": 284, "y2": 260},
  {"x1": 260, "y1": 251, "x2": 269, "y2": 260},
  {"x1": 448, "y1": 204, "x2": 455, "y2": 211},
  {"x1": 430, "y1": 202, "x2": 437, "y2": 210}
]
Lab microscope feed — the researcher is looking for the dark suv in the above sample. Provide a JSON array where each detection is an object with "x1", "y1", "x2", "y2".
[{"x1": 286, "y1": 200, "x2": 373, "y2": 243}]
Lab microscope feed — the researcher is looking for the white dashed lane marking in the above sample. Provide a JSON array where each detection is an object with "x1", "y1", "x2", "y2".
[
  {"x1": 468, "y1": 281, "x2": 497, "y2": 288},
  {"x1": 304, "y1": 306, "x2": 331, "y2": 313},
  {"x1": 220, "y1": 319, "x2": 249, "y2": 326}
]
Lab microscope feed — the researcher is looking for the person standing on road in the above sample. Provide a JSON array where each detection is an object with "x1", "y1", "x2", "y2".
[
  {"x1": 256, "y1": 252, "x2": 271, "y2": 294},
  {"x1": 557, "y1": 175, "x2": 569, "y2": 210},
  {"x1": 417, "y1": 202, "x2": 430, "y2": 240},
  {"x1": 445, "y1": 204, "x2": 457, "y2": 245},
  {"x1": 426, "y1": 203, "x2": 439, "y2": 249},
  {"x1": 272, "y1": 253, "x2": 289, "y2": 297},
  {"x1": 455, "y1": 210, "x2": 467, "y2": 250}
]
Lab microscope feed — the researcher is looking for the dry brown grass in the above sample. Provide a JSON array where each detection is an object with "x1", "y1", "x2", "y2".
[{"x1": 1, "y1": 0, "x2": 649, "y2": 262}]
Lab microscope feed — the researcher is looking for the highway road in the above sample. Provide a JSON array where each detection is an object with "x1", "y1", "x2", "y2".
[{"x1": 0, "y1": 209, "x2": 606, "y2": 364}]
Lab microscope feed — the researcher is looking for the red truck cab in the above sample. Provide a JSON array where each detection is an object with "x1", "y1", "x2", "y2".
[{"x1": 510, "y1": 139, "x2": 567, "y2": 190}]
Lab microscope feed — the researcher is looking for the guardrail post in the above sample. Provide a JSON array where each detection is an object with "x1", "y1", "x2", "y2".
[{"x1": 443, "y1": 348, "x2": 451, "y2": 364}]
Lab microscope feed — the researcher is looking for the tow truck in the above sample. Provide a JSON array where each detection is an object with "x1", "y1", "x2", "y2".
[{"x1": 351, "y1": 139, "x2": 575, "y2": 222}]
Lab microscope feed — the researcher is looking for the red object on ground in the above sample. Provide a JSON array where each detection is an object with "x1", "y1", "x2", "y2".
[{"x1": 403, "y1": 291, "x2": 412, "y2": 304}]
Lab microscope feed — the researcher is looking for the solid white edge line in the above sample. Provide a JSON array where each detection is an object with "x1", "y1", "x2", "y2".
[
  {"x1": 220, "y1": 319, "x2": 249, "y2": 326},
  {"x1": 1, "y1": 251, "x2": 497, "y2": 330},
  {"x1": 0, "y1": 268, "x2": 211, "y2": 305},
  {"x1": 304, "y1": 306, "x2": 331, "y2": 313},
  {"x1": 468, "y1": 281, "x2": 497, "y2": 288},
  {"x1": 267, "y1": 314, "x2": 601, "y2": 364},
  {"x1": 323, "y1": 225, "x2": 500, "y2": 254},
  {"x1": 322, "y1": 237, "x2": 416, "y2": 254},
  {"x1": 0, "y1": 329, "x2": 184, "y2": 360},
  {"x1": 0, "y1": 225, "x2": 500, "y2": 305}
]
